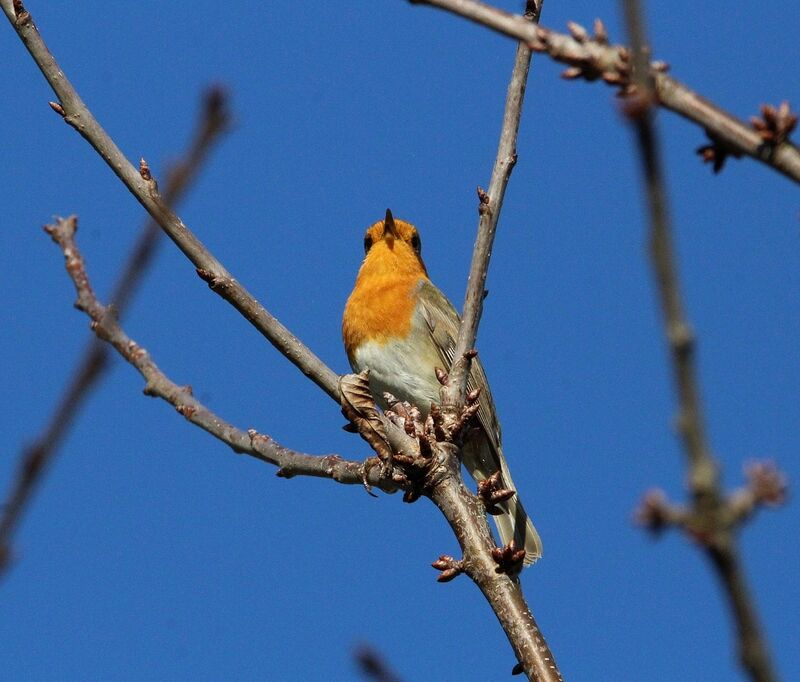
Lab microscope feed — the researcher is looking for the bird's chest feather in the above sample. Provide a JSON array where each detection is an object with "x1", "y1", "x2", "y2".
[
  {"x1": 348, "y1": 309, "x2": 442, "y2": 413},
  {"x1": 342, "y1": 275, "x2": 422, "y2": 353}
]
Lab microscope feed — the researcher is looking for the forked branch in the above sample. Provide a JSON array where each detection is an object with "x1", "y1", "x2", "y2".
[
  {"x1": 41, "y1": 216, "x2": 388, "y2": 492},
  {"x1": 410, "y1": 0, "x2": 800, "y2": 184}
]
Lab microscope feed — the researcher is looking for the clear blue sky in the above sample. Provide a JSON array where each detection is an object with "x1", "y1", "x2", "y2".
[{"x1": 2, "y1": 1, "x2": 798, "y2": 679}]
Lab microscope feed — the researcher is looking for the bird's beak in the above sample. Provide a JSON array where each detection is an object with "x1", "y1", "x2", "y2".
[{"x1": 384, "y1": 208, "x2": 398, "y2": 240}]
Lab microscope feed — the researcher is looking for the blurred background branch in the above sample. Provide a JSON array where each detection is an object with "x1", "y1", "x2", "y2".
[
  {"x1": 621, "y1": 1, "x2": 784, "y2": 680},
  {"x1": 353, "y1": 644, "x2": 403, "y2": 682},
  {"x1": 0, "y1": 86, "x2": 231, "y2": 575}
]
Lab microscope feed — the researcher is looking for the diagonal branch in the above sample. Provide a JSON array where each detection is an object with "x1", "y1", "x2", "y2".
[
  {"x1": 0, "y1": 87, "x2": 230, "y2": 575},
  {"x1": 620, "y1": 2, "x2": 780, "y2": 681},
  {"x1": 50, "y1": 208, "x2": 556, "y2": 682},
  {"x1": 353, "y1": 644, "x2": 403, "y2": 682},
  {"x1": 418, "y1": 3, "x2": 561, "y2": 679},
  {"x1": 427, "y1": 446, "x2": 560, "y2": 682},
  {"x1": 1, "y1": 0, "x2": 340, "y2": 401},
  {"x1": 443, "y1": 0, "x2": 542, "y2": 407},
  {"x1": 40, "y1": 216, "x2": 390, "y2": 492},
  {"x1": 410, "y1": 0, "x2": 800, "y2": 184}
]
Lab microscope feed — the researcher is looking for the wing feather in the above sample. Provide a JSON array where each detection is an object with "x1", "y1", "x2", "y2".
[
  {"x1": 417, "y1": 280, "x2": 543, "y2": 564},
  {"x1": 416, "y1": 280, "x2": 502, "y2": 455}
]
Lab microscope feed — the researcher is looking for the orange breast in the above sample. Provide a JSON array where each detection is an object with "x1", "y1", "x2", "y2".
[{"x1": 342, "y1": 273, "x2": 425, "y2": 363}]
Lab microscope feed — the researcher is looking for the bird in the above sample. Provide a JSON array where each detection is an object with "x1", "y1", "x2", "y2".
[{"x1": 342, "y1": 209, "x2": 542, "y2": 565}]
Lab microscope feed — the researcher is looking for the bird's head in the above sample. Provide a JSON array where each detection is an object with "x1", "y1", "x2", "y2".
[{"x1": 360, "y1": 209, "x2": 427, "y2": 277}]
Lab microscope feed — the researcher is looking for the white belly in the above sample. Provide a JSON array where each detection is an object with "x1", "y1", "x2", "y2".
[{"x1": 351, "y1": 329, "x2": 442, "y2": 415}]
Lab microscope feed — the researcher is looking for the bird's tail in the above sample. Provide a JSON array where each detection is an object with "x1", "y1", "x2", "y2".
[
  {"x1": 464, "y1": 440, "x2": 542, "y2": 566},
  {"x1": 494, "y1": 491, "x2": 542, "y2": 566}
]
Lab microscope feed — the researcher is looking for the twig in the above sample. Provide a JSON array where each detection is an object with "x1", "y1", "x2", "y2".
[
  {"x1": 620, "y1": 2, "x2": 780, "y2": 680},
  {"x1": 409, "y1": 0, "x2": 800, "y2": 184},
  {"x1": 424, "y1": 2, "x2": 560, "y2": 676},
  {"x1": 49, "y1": 211, "x2": 553, "y2": 681},
  {"x1": 0, "y1": 87, "x2": 230, "y2": 575},
  {"x1": 39, "y1": 216, "x2": 390, "y2": 492},
  {"x1": 1, "y1": 0, "x2": 340, "y2": 400},
  {"x1": 443, "y1": 0, "x2": 542, "y2": 407}
]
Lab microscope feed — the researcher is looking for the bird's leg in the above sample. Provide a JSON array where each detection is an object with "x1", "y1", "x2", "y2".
[
  {"x1": 338, "y1": 371, "x2": 395, "y2": 481},
  {"x1": 384, "y1": 396, "x2": 441, "y2": 503}
]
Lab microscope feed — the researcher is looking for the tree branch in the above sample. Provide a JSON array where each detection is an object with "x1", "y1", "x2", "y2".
[
  {"x1": 40, "y1": 216, "x2": 389, "y2": 492},
  {"x1": 409, "y1": 0, "x2": 800, "y2": 184},
  {"x1": 347, "y1": 383, "x2": 559, "y2": 681},
  {"x1": 1, "y1": 0, "x2": 341, "y2": 400},
  {"x1": 443, "y1": 0, "x2": 542, "y2": 406},
  {"x1": 428, "y1": 447, "x2": 561, "y2": 681},
  {"x1": 417, "y1": 2, "x2": 561, "y2": 675},
  {"x1": 353, "y1": 644, "x2": 403, "y2": 682},
  {"x1": 0, "y1": 87, "x2": 230, "y2": 574},
  {"x1": 620, "y1": 2, "x2": 781, "y2": 680},
  {"x1": 48, "y1": 209, "x2": 556, "y2": 680}
]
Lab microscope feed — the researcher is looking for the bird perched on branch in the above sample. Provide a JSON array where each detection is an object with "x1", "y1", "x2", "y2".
[{"x1": 342, "y1": 209, "x2": 542, "y2": 565}]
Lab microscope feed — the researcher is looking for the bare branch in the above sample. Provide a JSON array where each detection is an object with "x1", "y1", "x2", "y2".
[
  {"x1": 443, "y1": 0, "x2": 541, "y2": 407},
  {"x1": 40, "y1": 216, "x2": 391, "y2": 493},
  {"x1": 620, "y1": 2, "x2": 780, "y2": 680},
  {"x1": 0, "y1": 0, "x2": 341, "y2": 400},
  {"x1": 358, "y1": 393, "x2": 561, "y2": 681},
  {"x1": 427, "y1": 446, "x2": 561, "y2": 682},
  {"x1": 0, "y1": 88, "x2": 230, "y2": 575},
  {"x1": 416, "y1": 3, "x2": 561, "y2": 677},
  {"x1": 42, "y1": 209, "x2": 559, "y2": 681},
  {"x1": 409, "y1": 0, "x2": 800, "y2": 184}
]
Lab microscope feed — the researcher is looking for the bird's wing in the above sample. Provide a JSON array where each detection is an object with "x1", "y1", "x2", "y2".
[
  {"x1": 418, "y1": 280, "x2": 543, "y2": 564},
  {"x1": 416, "y1": 280, "x2": 502, "y2": 455}
]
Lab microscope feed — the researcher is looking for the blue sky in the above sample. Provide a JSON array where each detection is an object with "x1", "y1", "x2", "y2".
[{"x1": 2, "y1": 1, "x2": 798, "y2": 679}]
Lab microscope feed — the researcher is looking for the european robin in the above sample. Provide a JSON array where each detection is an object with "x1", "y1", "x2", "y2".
[{"x1": 342, "y1": 209, "x2": 542, "y2": 565}]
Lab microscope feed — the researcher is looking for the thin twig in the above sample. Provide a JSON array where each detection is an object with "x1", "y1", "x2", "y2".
[
  {"x1": 444, "y1": 0, "x2": 542, "y2": 406},
  {"x1": 0, "y1": 87, "x2": 230, "y2": 574},
  {"x1": 428, "y1": 2, "x2": 561, "y2": 677},
  {"x1": 409, "y1": 0, "x2": 800, "y2": 184},
  {"x1": 620, "y1": 2, "x2": 779, "y2": 680},
  {"x1": 1, "y1": 0, "x2": 340, "y2": 400},
  {"x1": 40, "y1": 216, "x2": 389, "y2": 491}
]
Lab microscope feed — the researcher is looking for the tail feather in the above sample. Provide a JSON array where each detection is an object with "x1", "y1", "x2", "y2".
[
  {"x1": 494, "y1": 495, "x2": 542, "y2": 566},
  {"x1": 463, "y1": 439, "x2": 543, "y2": 566}
]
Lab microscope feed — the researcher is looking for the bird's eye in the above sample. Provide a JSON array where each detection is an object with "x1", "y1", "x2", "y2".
[
  {"x1": 410, "y1": 233, "x2": 421, "y2": 254},
  {"x1": 364, "y1": 235, "x2": 373, "y2": 254}
]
